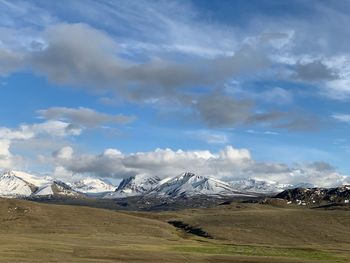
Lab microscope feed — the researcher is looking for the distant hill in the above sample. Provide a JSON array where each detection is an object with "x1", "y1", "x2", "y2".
[{"x1": 275, "y1": 185, "x2": 350, "y2": 205}]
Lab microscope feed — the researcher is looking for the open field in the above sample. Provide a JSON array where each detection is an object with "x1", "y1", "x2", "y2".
[{"x1": 0, "y1": 198, "x2": 349, "y2": 262}]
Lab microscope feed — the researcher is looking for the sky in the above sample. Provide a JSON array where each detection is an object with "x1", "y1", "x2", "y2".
[{"x1": 0, "y1": 0, "x2": 350, "y2": 186}]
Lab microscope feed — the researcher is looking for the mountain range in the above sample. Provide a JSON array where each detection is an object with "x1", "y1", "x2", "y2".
[
  {"x1": 2, "y1": 170, "x2": 347, "y2": 202},
  {"x1": 0, "y1": 171, "x2": 114, "y2": 198},
  {"x1": 105, "y1": 172, "x2": 256, "y2": 199}
]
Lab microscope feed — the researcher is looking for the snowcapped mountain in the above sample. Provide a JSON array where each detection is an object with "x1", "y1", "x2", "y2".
[
  {"x1": 0, "y1": 171, "x2": 86, "y2": 198},
  {"x1": 0, "y1": 171, "x2": 38, "y2": 198},
  {"x1": 8, "y1": 170, "x2": 52, "y2": 187},
  {"x1": 104, "y1": 172, "x2": 256, "y2": 199},
  {"x1": 104, "y1": 174, "x2": 161, "y2": 198},
  {"x1": 148, "y1": 172, "x2": 254, "y2": 198},
  {"x1": 70, "y1": 178, "x2": 116, "y2": 194},
  {"x1": 229, "y1": 179, "x2": 316, "y2": 194},
  {"x1": 229, "y1": 178, "x2": 291, "y2": 194},
  {"x1": 0, "y1": 170, "x2": 318, "y2": 201},
  {"x1": 34, "y1": 181, "x2": 83, "y2": 198}
]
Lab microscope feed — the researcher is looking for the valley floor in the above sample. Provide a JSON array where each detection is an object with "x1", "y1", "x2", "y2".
[{"x1": 0, "y1": 198, "x2": 349, "y2": 262}]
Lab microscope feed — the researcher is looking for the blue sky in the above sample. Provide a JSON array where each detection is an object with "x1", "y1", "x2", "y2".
[{"x1": 0, "y1": 0, "x2": 350, "y2": 186}]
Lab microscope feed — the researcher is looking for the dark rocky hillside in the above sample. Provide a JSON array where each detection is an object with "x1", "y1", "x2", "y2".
[{"x1": 275, "y1": 185, "x2": 350, "y2": 205}]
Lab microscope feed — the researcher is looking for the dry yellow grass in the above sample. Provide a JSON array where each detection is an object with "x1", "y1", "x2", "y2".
[
  {"x1": 0, "y1": 198, "x2": 349, "y2": 262},
  {"x1": 151, "y1": 203, "x2": 350, "y2": 248}
]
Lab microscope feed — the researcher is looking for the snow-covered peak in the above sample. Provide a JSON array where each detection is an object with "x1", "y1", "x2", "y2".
[
  {"x1": 7, "y1": 170, "x2": 52, "y2": 187},
  {"x1": 0, "y1": 170, "x2": 117, "y2": 198},
  {"x1": 35, "y1": 185, "x2": 54, "y2": 196},
  {"x1": 70, "y1": 178, "x2": 116, "y2": 193},
  {"x1": 104, "y1": 172, "x2": 256, "y2": 199},
  {"x1": 104, "y1": 174, "x2": 161, "y2": 198},
  {"x1": 34, "y1": 181, "x2": 82, "y2": 197},
  {"x1": 229, "y1": 178, "x2": 292, "y2": 194},
  {"x1": 0, "y1": 171, "x2": 38, "y2": 198},
  {"x1": 148, "y1": 172, "x2": 253, "y2": 198}
]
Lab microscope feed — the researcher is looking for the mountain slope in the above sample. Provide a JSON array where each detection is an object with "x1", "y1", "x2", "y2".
[
  {"x1": 70, "y1": 178, "x2": 116, "y2": 194},
  {"x1": 7, "y1": 170, "x2": 52, "y2": 187},
  {"x1": 0, "y1": 171, "x2": 39, "y2": 198},
  {"x1": 230, "y1": 178, "x2": 291, "y2": 194},
  {"x1": 104, "y1": 174, "x2": 161, "y2": 198},
  {"x1": 0, "y1": 171, "x2": 116, "y2": 198},
  {"x1": 34, "y1": 181, "x2": 84, "y2": 198},
  {"x1": 275, "y1": 185, "x2": 350, "y2": 205},
  {"x1": 148, "y1": 172, "x2": 254, "y2": 198},
  {"x1": 0, "y1": 171, "x2": 85, "y2": 198}
]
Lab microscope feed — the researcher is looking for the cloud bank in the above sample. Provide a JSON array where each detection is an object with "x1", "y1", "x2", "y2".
[{"x1": 50, "y1": 145, "x2": 349, "y2": 187}]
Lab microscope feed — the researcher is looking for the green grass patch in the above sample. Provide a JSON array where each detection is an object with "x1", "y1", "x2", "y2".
[{"x1": 174, "y1": 244, "x2": 345, "y2": 262}]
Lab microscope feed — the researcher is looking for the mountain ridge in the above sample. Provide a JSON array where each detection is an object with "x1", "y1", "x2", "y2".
[
  {"x1": 275, "y1": 185, "x2": 350, "y2": 205},
  {"x1": 1, "y1": 170, "x2": 349, "y2": 202},
  {"x1": 147, "y1": 172, "x2": 254, "y2": 198}
]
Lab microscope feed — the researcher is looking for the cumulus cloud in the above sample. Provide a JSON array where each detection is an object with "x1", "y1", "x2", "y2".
[
  {"x1": 37, "y1": 107, "x2": 135, "y2": 128},
  {"x1": 0, "y1": 105, "x2": 136, "y2": 170},
  {"x1": 0, "y1": 107, "x2": 131, "y2": 154},
  {"x1": 53, "y1": 146, "x2": 74, "y2": 160},
  {"x1": 50, "y1": 145, "x2": 348, "y2": 187},
  {"x1": 0, "y1": 120, "x2": 82, "y2": 141},
  {"x1": 0, "y1": 139, "x2": 23, "y2": 169},
  {"x1": 0, "y1": 120, "x2": 82, "y2": 170},
  {"x1": 0, "y1": 140, "x2": 11, "y2": 157}
]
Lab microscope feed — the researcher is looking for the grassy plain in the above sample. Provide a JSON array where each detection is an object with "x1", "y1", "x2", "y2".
[{"x1": 0, "y1": 198, "x2": 349, "y2": 262}]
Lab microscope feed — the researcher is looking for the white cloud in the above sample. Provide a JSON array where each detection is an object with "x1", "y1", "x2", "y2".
[
  {"x1": 49, "y1": 145, "x2": 348, "y2": 187},
  {"x1": 0, "y1": 126, "x2": 32, "y2": 140},
  {"x1": 52, "y1": 165, "x2": 74, "y2": 179},
  {"x1": 0, "y1": 139, "x2": 23, "y2": 169},
  {"x1": 53, "y1": 146, "x2": 74, "y2": 160},
  {"x1": 103, "y1": 148, "x2": 122, "y2": 157},
  {"x1": 332, "y1": 114, "x2": 350, "y2": 123},
  {"x1": 219, "y1": 146, "x2": 251, "y2": 162},
  {"x1": 27, "y1": 121, "x2": 82, "y2": 137},
  {"x1": 0, "y1": 120, "x2": 82, "y2": 170},
  {"x1": 0, "y1": 120, "x2": 82, "y2": 141},
  {"x1": 0, "y1": 139, "x2": 11, "y2": 156},
  {"x1": 0, "y1": 106, "x2": 135, "y2": 171}
]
